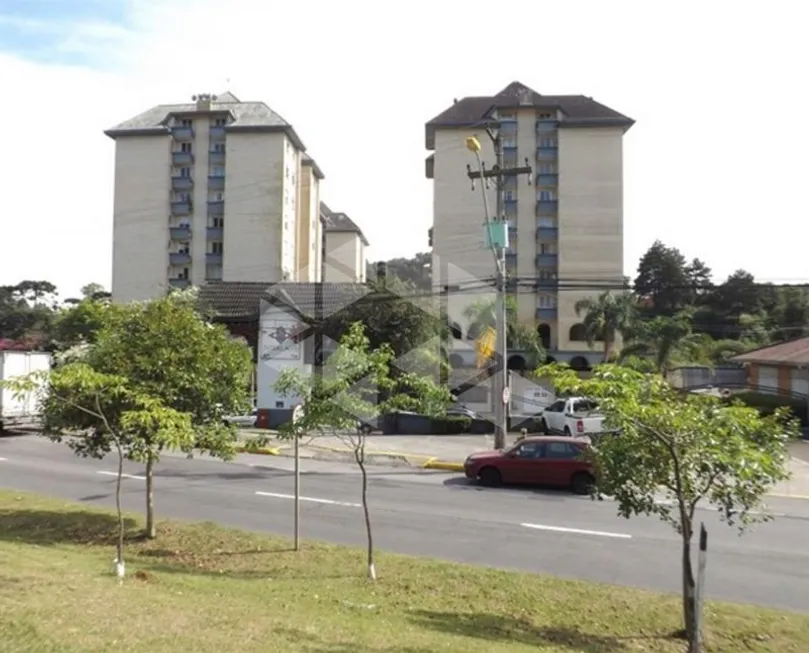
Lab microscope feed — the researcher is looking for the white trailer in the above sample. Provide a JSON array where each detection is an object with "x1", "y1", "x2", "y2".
[{"x1": 0, "y1": 351, "x2": 51, "y2": 433}]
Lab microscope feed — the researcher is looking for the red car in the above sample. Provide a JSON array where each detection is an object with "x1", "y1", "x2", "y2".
[{"x1": 463, "y1": 436, "x2": 596, "y2": 494}]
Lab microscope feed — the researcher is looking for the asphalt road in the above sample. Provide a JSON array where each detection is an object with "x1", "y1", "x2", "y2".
[{"x1": 2, "y1": 435, "x2": 809, "y2": 613}]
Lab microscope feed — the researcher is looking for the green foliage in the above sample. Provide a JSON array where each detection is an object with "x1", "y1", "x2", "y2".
[
  {"x1": 52, "y1": 298, "x2": 110, "y2": 349},
  {"x1": 536, "y1": 364, "x2": 797, "y2": 532},
  {"x1": 573, "y1": 291, "x2": 637, "y2": 361},
  {"x1": 275, "y1": 322, "x2": 453, "y2": 439},
  {"x1": 462, "y1": 295, "x2": 545, "y2": 365}
]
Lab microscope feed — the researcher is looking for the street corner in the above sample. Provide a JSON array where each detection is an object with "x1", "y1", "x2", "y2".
[{"x1": 422, "y1": 457, "x2": 465, "y2": 472}]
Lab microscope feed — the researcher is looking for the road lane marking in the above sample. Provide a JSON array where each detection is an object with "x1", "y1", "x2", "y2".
[
  {"x1": 0, "y1": 457, "x2": 7, "y2": 461},
  {"x1": 97, "y1": 470, "x2": 146, "y2": 481},
  {"x1": 521, "y1": 523, "x2": 632, "y2": 539},
  {"x1": 255, "y1": 491, "x2": 361, "y2": 508}
]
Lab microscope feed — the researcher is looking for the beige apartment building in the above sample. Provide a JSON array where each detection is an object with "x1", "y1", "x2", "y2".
[
  {"x1": 104, "y1": 92, "x2": 325, "y2": 303},
  {"x1": 320, "y1": 203, "x2": 369, "y2": 283},
  {"x1": 426, "y1": 81, "x2": 634, "y2": 370}
]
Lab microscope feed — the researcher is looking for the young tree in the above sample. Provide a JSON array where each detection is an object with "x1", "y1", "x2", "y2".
[
  {"x1": 463, "y1": 295, "x2": 546, "y2": 366},
  {"x1": 275, "y1": 322, "x2": 453, "y2": 580},
  {"x1": 86, "y1": 293, "x2": 254, "y2": 538},
  {"x1": 536, "y1": 363, "x2": 797, "y2": 653},
  {"x1": 1, "y1": 364, "x2": 194, "y2": 576}
]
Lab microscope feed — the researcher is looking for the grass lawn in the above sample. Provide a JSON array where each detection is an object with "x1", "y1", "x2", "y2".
[{"x1": 0, "y1": 492, "x2": 807, "y2": 653}]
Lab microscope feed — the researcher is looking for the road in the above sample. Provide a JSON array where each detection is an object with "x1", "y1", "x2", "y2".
[{"x1": 2, "y1": 434, "x2": 809, "y2": 613}]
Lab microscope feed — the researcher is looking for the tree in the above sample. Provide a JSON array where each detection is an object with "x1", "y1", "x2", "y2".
[
  {"x1": 536, "y1": 363, "x2": 797, "y2": 653},
  {"x1": 634, "y1": 241, "x2": 693, "y2": 315},
  {"x1": 462, "y1": 295, "x2": 546, "y2": 366},
  {"x1": 52, "y1": 297, "x2": 110, "y2": 349},
  {"x1": 1, "y1": 363, "x2": 195, "y2": 576},
  {"x1": 573, "y1": 291, "x2": 638, "y2": 362},
  {"x1": 619, "y1": 312, "x2": 709, "y2": 373},
  {"x1": 369, "y1": 252, "x2": 432, "y2": 291},
  {"x1": 275, "y1": 322, "x2": 453, "y2": 580},
  {"x1": 84, "y1": 293, "x2": 254, "y2": 538},
  {"x1": 80, "y1": 282, "x2": 110, "y2": 301}
]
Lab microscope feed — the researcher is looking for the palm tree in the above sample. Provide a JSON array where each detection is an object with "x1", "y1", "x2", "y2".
[
  {"x1": 618, "y1": 312, "x2": 705, "y2": 374},
  {"x1": 462, "y1": 296, "x2": 545, "y2": 367},
  {"x1": 574, "y1": 291, "x2": 638, "y2": 362}
]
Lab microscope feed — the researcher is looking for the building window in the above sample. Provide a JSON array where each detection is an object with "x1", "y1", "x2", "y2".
[
  {"x1": 175, "y1": 192, "x2": 191, "y2": 202},
  {"x1": 538, "y1": 295, "x2": 557, "y2": 308},
  {"x1": 211, "y1": 216, "x2": 224, "y2": 228},
  {"x1": 181, "y1": 119, "x2": 192, "y2": 127},
  {"x1": 179, "y1": 167, "x2": 191, "y2": 178},
  {"x1": 180, "y1": 142, "x2": 192, "y2": 153},
  {"x1": 211, "y1": 242, "x2": 223, "y2": 254},
  {"x1": 538, "y1": 138, "x2": 557, "y2": 148},
  {"x1": 211, "y1": 166, "x2": 225, "y2": 177},
  {"x1": 538, "y1": 190, "x2": 556, "y2": 201},
  {"x1": 538, "y1": 268, "x2": 557, "y2": 280},
  {"x1": 212, "y1": 143, "x2": 225, "y2": 153},
  {"x1": 180, "y1": 267, "x2": 189, "y2": 279},
  {"x1": 214, "y1": 118, "x2": 227, "y2": 127},
  {"x1": 539, "y1": 242, "x2": 557, "y2": 255},
  {"x1": 537, "y1": 164, "x2": 556, "y2": 174},
  {"x1": 538, "y1": 112, "x2": 553, "y2": 120},
  {"x1": 210, "y1": 192, "x2": 224, "y2": 202}
]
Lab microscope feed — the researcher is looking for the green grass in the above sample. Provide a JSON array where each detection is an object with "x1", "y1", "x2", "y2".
[{"x1": 0, "y1": 491, "x2": 807, "y2": 653}]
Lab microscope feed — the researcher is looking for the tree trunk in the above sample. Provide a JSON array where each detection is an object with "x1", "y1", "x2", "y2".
[
  {"x1": 355, "y1": 439, "x2": 376, "y2": 581},
  {"x1": 681, "y1": 522, "x2": 700, "y2": 652},
  {"x1": 145, "y1": 457, "x2": 156, "y2": 539},
  {"x1": 114, "y1": 438, "x2": 126, "y2": 578},
  {"x1": 603, "y1": 338, "x2": 612, "y2": 363}
]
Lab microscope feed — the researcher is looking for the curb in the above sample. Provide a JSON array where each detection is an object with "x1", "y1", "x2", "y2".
[
  {"x1": 422, "y1": 457, "x2": 465, "y2": 472},
  {"x1": 236, "y1": 444, "x2": 465, "y2": 472}
]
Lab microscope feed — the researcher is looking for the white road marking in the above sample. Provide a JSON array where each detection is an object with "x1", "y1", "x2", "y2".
[
  {"x1": 521, "y1": 522, "x2": 632, "y2": 539},
  {"x1": 255, "y1": 490, "x2": 361, "y2": 508},
  {"x1": 0, "y1": 457, "x2": 7, "y2": 462},
  {"x1": 97, "y1": 470, "x2": 146, "y2": 481}
]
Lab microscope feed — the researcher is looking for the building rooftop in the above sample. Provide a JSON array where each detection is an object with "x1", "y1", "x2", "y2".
[
  {"x1": 104, "y1": 90, "x2": 308, "y2": 151},
  {"x1": 302, "y1": 154, "x2": 325, "y2": 180},
  {"x1": 320, "y1": 202, "x2": 369, "y2": 246},
  {"x1": 425, "y1": 81, "x2": 634, "y2": 149},
  {"x1": 730, "y1": 336, "x2": 809, "y2": 368}
]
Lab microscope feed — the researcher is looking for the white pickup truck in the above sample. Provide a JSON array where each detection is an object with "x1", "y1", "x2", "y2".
[{"x1": 538, "y1": 396, "x2": 605, "y2": 436}]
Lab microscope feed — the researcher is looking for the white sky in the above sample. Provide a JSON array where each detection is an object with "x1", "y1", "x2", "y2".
[{"x1": 1, "y1": 0, "x2": 807, "y2": 299}]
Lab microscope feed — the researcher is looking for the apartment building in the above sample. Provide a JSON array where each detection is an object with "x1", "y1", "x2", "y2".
[
  {"x1": 320, "y1": 202, "x2": 369, "y2": 283},
  {"x1": 426, "y1": 81, "x2": 633, "y2": 369},
  {"x1": 104, "y1": 92, "x2": 325, "y2": 302}
]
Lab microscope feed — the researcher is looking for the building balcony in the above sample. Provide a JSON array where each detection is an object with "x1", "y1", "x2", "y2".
[
  {"x1": 536, "y1": 200, "x2": 558, "y2": 214},
  {"x1": 207, "y1": 226, "x2": 223, "y2": 239},
  {"x1": 209, "y1": 126, "x2": 226, "y2": 139},
  {"x1": 209, "y1": 150, "x2": 226, "y2": 165},
  {"x1": 170, "y1": 201, "x2": 192, "y2": 216},
  {"x1": 170, "y1": 226, "x2": 191, "y2": 241},
  {"x1": 497, "y1": 114, "x2": 517, "y2": 123},
  {"x1": 171, "y1": 126, "x2": 194, "y2": 141},
  {"x1": 536, "y1": 226, "x2": 558, "y2": 240},
  {"x1": 207, "y1": 200, "x2": 224, "y2": 216},
  {"x1": 206, "y1": 253, "x2": 223, "y2": 265},
  {"x1": 172, "y1": 151, "x2": 193, "y2": 165},
  {"x1": 208, "y1": 175, "x2": 225, "y2": 191},
  {"x1": 505, "y1": 250, "x2": 517, "y2": 259},
  {"x1": 536, "y1": 253, "x2": 558, "y2": 267},
  {"x1": 171, "y1": 176, "x2": 193, "y2": 191},
  {"x1": 536, "y1": 307, "x2": 558, "y2": 320},
  {"x1": 169, "y1": 278, "x2": 191, "y2": 289},
  {"x1": 537, "y1": 278, "x2": 558, "y2": 290},
  {"x1": 535, "y1": 120, "x2": 559, "y2": 132},
  {"x1": 501, "y1": 138, "x2": 517, "y2": 149},
  {"x1": 536, "y1": 147, "x2": 558, "y2": 161},
  {"x1": 169, "y1": 252, "x2": 191, "y2": 266},
  {"x1": 535, "y1": 173, "x2": 558, "y2": 186}
]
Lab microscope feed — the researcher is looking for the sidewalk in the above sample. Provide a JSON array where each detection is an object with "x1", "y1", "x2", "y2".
[{"x1": 237, "y1": 431, "x2": 809, "y2": 500}]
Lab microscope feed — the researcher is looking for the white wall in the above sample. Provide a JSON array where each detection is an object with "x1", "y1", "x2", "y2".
[
  {"x1": 111, "y1": 135, "x2": 172, "y2": 303},
  {"x1": 222, "y1": 132, "x2": 285, "y2": 282},
  {"x1": 556, "y1": 126, "x2": 625, "y2": 352},
  {"x1": 324, "y1": 231, "x2": 363, "y2": 282}
]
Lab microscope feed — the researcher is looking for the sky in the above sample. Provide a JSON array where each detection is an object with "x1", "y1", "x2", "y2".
[{"x1": 1, "y1": 0, "x2": 807, "y2": 299}]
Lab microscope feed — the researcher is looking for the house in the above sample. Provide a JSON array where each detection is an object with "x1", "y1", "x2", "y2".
[
  {"x1": 320, "y1": 203, "x2": 369, "y2": 283},
  {"x1": 730, "y1": 337, "x2": 809, "y2": 421}
]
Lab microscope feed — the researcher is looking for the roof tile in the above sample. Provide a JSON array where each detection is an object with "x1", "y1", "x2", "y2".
[{"x1": 730, "y1": 337, "x2": 809, "y2": 367}]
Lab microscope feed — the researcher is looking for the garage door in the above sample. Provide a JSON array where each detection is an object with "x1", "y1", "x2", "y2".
[
  {"x1": 792, "y1": 369, "x2": 809, "y2": 397},
  {"x1": 757, "y1": 366, "x2": 778, "y2": 392}
]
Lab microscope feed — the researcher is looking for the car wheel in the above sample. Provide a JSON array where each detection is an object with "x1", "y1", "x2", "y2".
[
  {"x1": 478, "y1": 466, "x2": 502, "y2": 487},
  {"x1": 563, "y1": 426, "x2": 572, "y2": 437},
  {"x1": 571, "y1": 472, "x2": 595, "y2": 495}
]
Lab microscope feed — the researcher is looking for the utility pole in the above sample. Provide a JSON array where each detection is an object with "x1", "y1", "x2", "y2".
[{"x1": 466, "y1": 127, "x2": 532, "y2": 450}]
